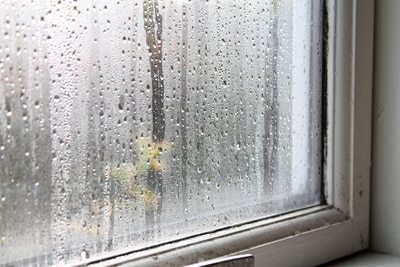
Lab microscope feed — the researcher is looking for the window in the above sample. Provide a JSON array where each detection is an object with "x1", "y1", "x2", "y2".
[{"x1": 0, "y1": 0, "x2": 373, "y2": 266}]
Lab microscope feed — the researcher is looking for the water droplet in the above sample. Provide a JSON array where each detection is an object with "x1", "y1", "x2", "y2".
[{"x1": 80, "y1": 250, "x2": 89, "y2": 259}]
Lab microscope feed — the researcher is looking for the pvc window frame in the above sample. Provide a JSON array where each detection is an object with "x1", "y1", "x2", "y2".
[{"x1": 80, "y1": 1, "x2": 374, "y2": 266}]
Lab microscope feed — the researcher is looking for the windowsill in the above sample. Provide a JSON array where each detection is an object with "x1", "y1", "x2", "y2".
[{"x1": 320, "y1": 251, "x2": 400, "y2": 267}]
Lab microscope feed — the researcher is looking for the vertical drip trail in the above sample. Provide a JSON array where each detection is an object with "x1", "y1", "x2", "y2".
[
  {"x1": 180, "y1": 2, "x2": 189, "y2": 213},
  {"x1": 264, "y1": 1, "x2": 280, "y2": 194},
  {"x1": 143, "y1": 0, "x2": 165, "y2": 237}
]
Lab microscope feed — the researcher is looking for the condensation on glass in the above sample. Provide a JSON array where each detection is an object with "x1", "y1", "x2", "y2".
[{"x1": 0, "y1": 0, "x2": 323, "y2": 265}]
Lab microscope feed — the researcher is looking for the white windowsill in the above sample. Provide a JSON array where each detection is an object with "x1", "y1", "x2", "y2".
[{"x1": 321, "y1": 251, "x2": 400, "y2": 267}]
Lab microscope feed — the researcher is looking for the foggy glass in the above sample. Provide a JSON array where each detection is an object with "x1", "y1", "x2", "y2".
[{"x1": 0, "y1": 0, "x2": 323, "y2": 265}]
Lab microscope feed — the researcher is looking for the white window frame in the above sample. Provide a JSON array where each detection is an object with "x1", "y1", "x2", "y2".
[{"x1": 76, "y1": 1, "x2": 374, "y2": 266}]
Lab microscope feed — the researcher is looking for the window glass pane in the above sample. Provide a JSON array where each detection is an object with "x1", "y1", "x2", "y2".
[{"x1": 0, "y1": 0, "x2": 323, "y2": 264}]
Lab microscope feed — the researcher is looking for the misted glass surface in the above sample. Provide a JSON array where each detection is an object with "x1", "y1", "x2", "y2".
[{"x1": 0, "y1": 0, "x2": 323, "y2": 265}]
